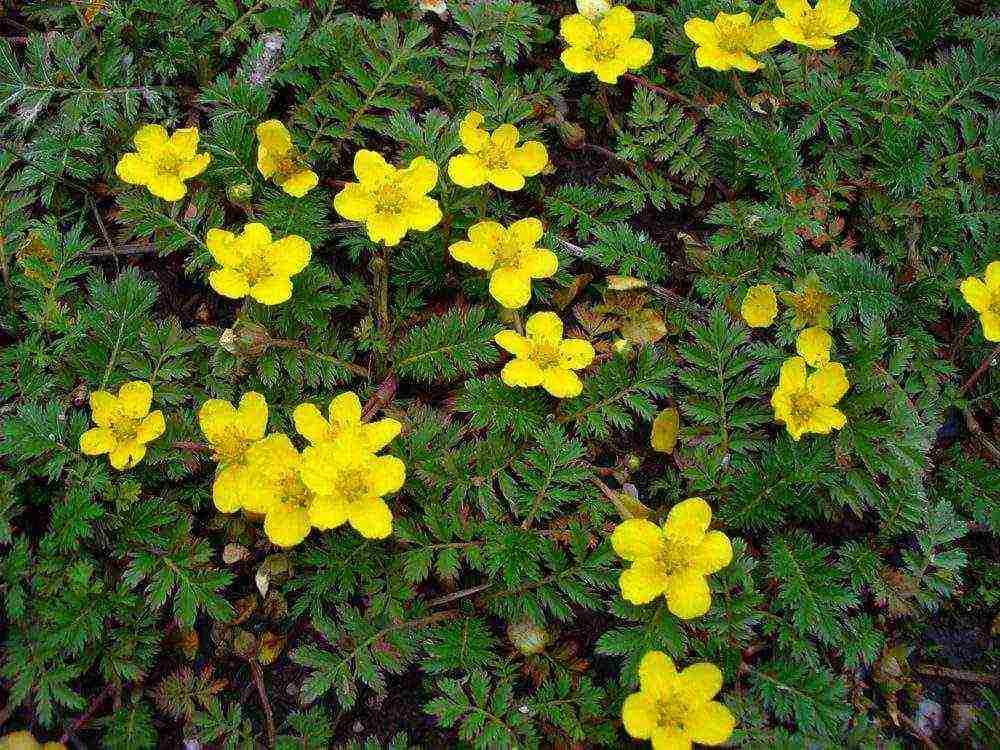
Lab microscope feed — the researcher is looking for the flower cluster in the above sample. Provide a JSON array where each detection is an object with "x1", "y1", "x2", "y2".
[
  {"x1": 79, "y1": 381, "x2": 166, "y2": 470},
  {"x1": 200, "y1": 391, "x2": 404, "y2": 547}
]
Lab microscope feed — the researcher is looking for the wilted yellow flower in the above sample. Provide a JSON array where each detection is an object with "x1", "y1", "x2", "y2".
[
  {"x1": 115, "y1": 124, "x2": 210, "y2": 201},
  {"x1": 771, "y1": 356, "x2": 849, "y2": 440},
  {"x1": 447, "y1": 112, "x2": 548, "y2": 192},
  {"x1": 622, "y1": 651, "x2": 735, "y2": 748},
  {"x1": 256, "y1": 120, "x2": 319, "y2": 197},
  {"x1": 334, "y1": 150, "x2": 441, "y2": 246},
  {"x1": 611, "y1": 498, "x2": 732, "y2": 619},
  {"x1": 293, "y1": 391, "x2": 401, "y2": 451},
  {"x1": 206, "y1": 223, "x2": 310, "y2": 305},
  {"x1": 773, "y1": 0, "x2": 859, "y2": 49},
  {"x1": 199, "y1": 392, "x2": 269, "y2": 513},
  {"x1": 449, "y1": 218, "x2": 558, "y2": 309},
  {"x1": 245, "y1": 434, "x2": 327, "y2": 547},
  {"x1": 960, "y1": 261, "x2": 1000, "y2": 342},
  {"x1": 0, "y1": 731, "x2": 66, "y2": 750},
  {"x1": 560, "y1": 5, "x2": 653, "y2": 84},
  {"x1": 79, "y1": 381, "x2": 165, "y2": 470},
  {"x1": 300, "y1": 443, "x2": 407, "y2": 540},
  {"x1": 495, "y1": 311, "x2": 595, "y2": 398},
  {"x1": 782, "y1": 272, "x2": 835, "y2": 329},
  {"x1": 684, "y1": 12, "x2": 782, "y2": 72},
  {"x1": 741, "y1": 284, "x2": 778, "y2": 327},
  {"x1": 796, "y1": 326, "x2": 832, "y2": 367},
  {"x1": 575, "y1": 0, "x2": 609, "y2": 18}
]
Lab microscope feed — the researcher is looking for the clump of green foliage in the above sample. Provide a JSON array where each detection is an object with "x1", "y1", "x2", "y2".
[{"x1": 0, "y1": 0, "x2": 998, "y2": 747}]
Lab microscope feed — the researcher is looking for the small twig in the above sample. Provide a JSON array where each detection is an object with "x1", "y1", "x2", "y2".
[
  {"x1": 917, "y1": 664, "x2": 1000, "y2": 685},
  {"x1": 427, "y1": 583, "x2": 492, "y2": 608},
  {"x1": 959, "y1": 343, "x2": 1000, "y2": 396},
  {"x1": 172, "y1": 441, "x2": 212, "y2": 454},
  {"x1": 897, "y1": 712, "x2": 941, "y2": 750},
  {"x1": 963, "y1": 409, "x2": 1000, "y2": 463},
  {"x1": 361, "y1": 375, "x2": 397, "y2": 418},
  {"x1": 60, "y1": 684, "x2": 114, "y2": 744},
  {"x1": 623, "y1": 72, "x2": 693, "y2": 106},
  {"x1": 267, "y1": 338, "x2": 370, "y2": 378},
  {"x1": 250, "y1": 660, "x2": 276, "y2": 750},
  {"x1": 85, "y1": 242, "x2": 160, "y2": 257}
]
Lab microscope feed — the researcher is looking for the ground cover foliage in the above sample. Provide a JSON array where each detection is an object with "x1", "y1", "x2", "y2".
[{"x1": 0, "y1": 0, "x2": 999, "y2": 747}]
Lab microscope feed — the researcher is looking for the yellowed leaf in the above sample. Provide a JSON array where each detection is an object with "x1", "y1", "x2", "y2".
[
  {"x1": 651, "y1": 407, "x2": 680, "y2": 453},
  {"x1": 620, "y1": 308, "x2": 667, "y2": 344},
  {"x1": 607, "y1": 275, "x2": 647, "y2": 291}
]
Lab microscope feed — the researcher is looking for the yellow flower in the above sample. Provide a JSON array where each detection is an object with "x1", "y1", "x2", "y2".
[
  {"x1": 771, "y1": 356, "x2": 849, "y2": 440},
  {"x1": 781, "y1": 272, "x2": 835, "y2": 329},
  {"x1": 611, "y1": 498, "x2": 733, "y2": 618},
  {"x1": 559, "y1": 5, "x2": 653, "y2": 84},
  {"x1": 740, "y1": 284, "x2": 778, "y2": 327},
  {"x1": 495, "y1": 311, "x2": 595, "y2": 398},
  {"x1": 773, "y1": 0, "x2": 859, "y2": 49},
  {"x1": 206, "y1": 223, "x2": 311, "y2": 305},
  {"x1": 199, "y1": 392, "x2": 269, "y2": 513},
  {"x1": 684, "y1": 12, "x2": 782, "y2": 72},
  {"x1": 115, "y1": 124, "x2": 210, "y2": 201},
  {"x1": 299, "y1": 443, "x2": 407, "y2": 540},
  {"x1": 796, "y1": 326, "x2": 832, "y2": 367},
  {"x1": 622, "y1": 651, "x2": 736, "y2": 748},
  {"x1": 334, "y1": 150, "x2": 442, "y2": 246},
  {"x1": 960, "y1": 261, "x2": 1000, "y2": 342},
  {"x1": 245, "y1": 434, "x2": 326, "y2": 547},
  {"x1": 79, "y1": 381, "x2": 165, "y2": 470},
  {"x1": 447, "y1": 112, "x2": 548, "y2": 192},
  {"x1": 256, "y1": 120, "x2": 319, "y2": 198},
  {"x1": 575, "y1": 0, "x2": 609, "y2": 18},
  {"x1": 449, "y1": 218, "x2": 558, "y2": 309},
  {"x1": 0, "y1": 731, "x2": 66, "y2": 750},
  {"x1": 293, "y1": 391, "x2": 401, "y2": 451}
]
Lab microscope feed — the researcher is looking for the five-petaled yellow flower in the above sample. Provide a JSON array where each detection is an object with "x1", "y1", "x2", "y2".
[
  {"x1": 449, "y1": 218, "x2": 558, "y2": 309},
  {"x1": 622, "y1": 651, "x2": 736, "y2": 749},
  {"x1": 960, "y1": 261, "x2": 1000, "y2": 342},
  {"x1": 293, "y1": 391, "x2": 401, "y2": 451},
  {"x1": 782, "y1": 272, "x2": 835, "y2": 329},
  {"x1": 206, "y1": 223, "x2": 311, "y2": 305},
  {"x1": 256, "y1": 120, "x2": 319, "y2": 197},
  {"x1": 495, "y1": 311, "x2": 595, "y2": 398},
  {"x1": 684, "y1": 12, "x2": 782, "y2": 72},
  {"x1": 79, "y1": 381, "x2": 165, "y2": 470},
  {"x1": 560, "y1": 5, "x2": 653, "y2": 84},
  {"x1": 741, "y1": 284, "x2": 778, "y2": 327},
  {"x1": 0, "y1": 731, "x2": 66, "y2": 750},
  {"x1": 611, "y1": 498, "x2": 732, "y2": 619},
  {"x1": 300, "y1": 443, "x2": 407, "y2": 540},
  {"x1": 771, "y1": 356, "x2": 849, "y2": 440},
  {"x1": 447, "y1": 112, "x2": 548, "y2": 192},
  {"x1": 115, "y1": 124, "x2": 211, "y2": 201},
  {"x1": 796, "y1": 326, "x2": 832, "y2": 367},
  {"x1": 334, "y1": 150, "x2": 442, "y2": 246},
  {"x1": 198, "y1": 392, "x2": 270, "y2": 513},
  {"x1": 773, "y1": 0, "x2": 859, "y2": 49}
]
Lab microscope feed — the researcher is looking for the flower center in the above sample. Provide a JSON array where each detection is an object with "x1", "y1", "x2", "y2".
[
  {"x1": 716, "y1": 18, "x2": 751, "y2": 52},
  {"x1": 111, "y1": 417, "x2": 141, "y2": 443},
  {"x1": 373, "y1": 181, "x2": 408, "y2": 215},
  {"x1": 591, "y1": 36, "x2": 621, "y2": 61},
  {"x1": 655, "y1": 698, "x2": 688, "y2": 732},
  {"x1": 655, "y1": 542, "x2": 695, "y2": 576},
  {"x1": 494, "y1": 238, "x2": 524, "y2": 269},
  {"x1": 990, "y1": 292, "x2": 1000, "y2": 316},
  {"x1": 213, "y1": 427, "x2": 253, "y2": 464},
  {"x1": 156, "y1": 151, "x2": 182, "y2": 173},
  {"x1": 338, "y1": 468, "x2": 372, "y2": 504},
  {"x1": 276, "y1": 467, "x2": 313, "y2": 508},
  {"x1": 481, "y1": 144, "x2": 512, "y2": 170},
  {"x1": 788, "y1": 389, "x2": 819, "y2": 423},
  {"x1": 239, "y1": 252, "x2": 270, "y2": 284},
  {"x1": 798, "y1": 8, "x2": 826, "y2": 38},
  {"x1": 273, "y1": 154, "x2": 305, "y2": 182},
  {"x1": 531, "y1": 342, "x2": 562, "y2": 369}
]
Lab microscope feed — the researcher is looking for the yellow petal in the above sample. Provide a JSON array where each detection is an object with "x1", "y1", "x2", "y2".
[
  {"x1": 450, "y1": 240, "x2": 496, "y2": 270},
  {"x1": 366, "y1": 212, "x2": 408, "y2": 246},
  {"x1": 487, "y1": 167, "x2": 525, "y2": 192},
  {"x1": 807, "y1": 405, "x2": 847, "y2": 434},
  {"x1": 257, "y1": 145, "x2": 277, "y2": 178},
  {"x1": 328, "y1": 391, "x2": 363, "y2": 426},
  {"x1": 684, "y1": 17, "x2": 720, "y2": 45},
  {"x1": 266, "y1": 235, "x2": 311, "y2": 276},
  {"x1": 741, "y1": 284, "x2": 778, "y2": 327},
  {"x1": 249, "y1": 275, "x2": 293, "y2": 305},
  {"x1": 620, "y1": 38, "x2": 653, "y2": 69},
  {"x1": 80, "y1": 427, "x2": 115, "y2": 455},
  {"x1": 241, "y1": 222, "x2": 273, "y2": 249},
  {"x1": 213, "y1": 464, "x2": 246, "y2": 513},
  {"x1": 663, "y1": 497, "x2": 712, "y2": 546},
  {"x1": 237, "y1": 392, "x2": 268, "y2": 438},
  {"x1": 370, "y1": 454, "x2": 406, "y2": 495},
  {"x1": 650, "y1": 728, "x2": 693, "y2": 750},
  {"x1": 619, "y1": 558, "x2": 668, "y2": 604},
  {"x1": 362, "y1": 418, "x2": 402, "y2": 452},
  {"x1": 749, "y1": 20, "x2": 784, "y2": 52},
  {"x1": 308, "y1": 493, "x2": 349, "y2": 529},
  {"x1": 525, "y1": 310, "x2": 563, "y2": 342},
  {"x1": 209, "y1": 268, "x2": 250, "y2": 299},
  {"x1": 639, "y1": 650, "x2": 679, "y2": 697},
  {"x1": 293, "y1": 403, "x2": 331, "y2": 444},
  {"x1": 686, "y1": 701, "x2": 736, "y2": 745},
  {"x1": 521, "y1": 248, "x2": 558, "y2": 279},
  {"x1": 679, "y1": 662, "x2": 724, "y2": 703},
  {"x1": 134, "y1": 124, "x2": 169, "y2": 153},
  {"x1": 695, "y1": 45, "x2": 732, "y2": 71},
  {"x1": 560, "y1": 14, "x2": 597, "y2": 46},
  {"x1": 147, "y1": 174, "x2": 186, "y2": 202},
  {"x1": 491, "y1": 124, "x2": 520, "y2": 150},
  {"x1": 985, "y1": 261, "x2": 1000, "y2": 290},
  {"x1": 777, "y1": 0, "x2": 810, "y2": 16},
  {"x1": 561, "y1": 46, "x2": 596, "y2": 73},
  {"x1": 256, "y1": 120, "x2": 292, "y2": 155},
  {"x1": 109, "y1": 441, "x2": 146, "y2": 471},
  {"x1": 778, "y1": 356, "x2": 808, "y2": 390},
  {"x1": 468, "y1": 220, "x2": 505, "y2": 247},
  {"x1": 404, "y1": 195, "x2": 442, "y2": 232},
  {"x1": 558, "y1": 338, "x2": 594, "y2": 369},
  {"x1": 594, "y1": 58, "x2": 628, "y2": 84},
  {"x1": 771, "y1": 17, "x2": 806, "y2": 44},
  {"x1": 509, "y1": 217, "x2": 544, "y2": 245},
  {"x1": 961, "y1": 277, "x2": 991, "y2": 312},
  {"x1": 169, "y1": 127, "x2": 200, "y2": 159},
  {"x1": 89, "y1": 390, "x2": 118, "y2": 427},
  {"x1": 458, "y1": 111, "x2": 489, "y2": 152},
  {"x1": 795, "y1": 326, "x2": 832, "y2": 367},
  {"x1": 199, "y1": 399, "x2": 237, "y2": 444},
  {"x1": 118, "y1": 381, "x2": 152, "y2": 418},
  {"x1": 501, "y1": 358, "x2": 544, "y2": 387},
  {"x1": 348, "y1": 498, "x2": 393, "y2": 539},
  {"x1": 542, "y1": 367, "x2": 583, "y2": 398},
  {"x1": 280, "y1": 169, "x2": 319, "y2": 197},
  {"x1": 599, "y1": 5, "x2": 635, "y2": 42},
  {"x1": 663, "y1": 571, "x2": 712, "y2": 619},
  {"x1": 489, "y1": 267, "x2": 532, "y2": 309},
  {"x1": 447, "y1": 153, "x2": 488, "y2": 187},
  {"x1": 494, "y1": 330, "x2": 532, "y2": 357},
  {"x1": 264, "y1": 505, "x2": 311, "y2": 547},
  {"x1": 115, "y1": 153, "x2": 154, "y2": 185},
  {"x1": 611, "y1": 518, "x2": 665, "y2": 561},
  {"x1": 354, "y1": 149, "x2": 393, "y2": 183},
  {"x1": 403, "y1": 156, "x2": 439, "y2": 195},
  {"x1": 808, "y1": 362, "x2": 849, "y2": 405},
  {"x1": 981, "y1": 311, "x2": 1000, "y2": 341},
  {"x1": 136, "y1": 410, "x2": 165, "y2": 443},
  {"x1": 334, "y1": 183, "x2": 375, "y2": 221},
  {"x1": 509, "y1": 141, "x2": 548, "y2": 176},
  {"x1": 178, "y1": 152, "x2": 211, "y2": 181},
  {"x1": 694, "y1": 530, "x2": 733, "y2": 574},
  {"x1": 729, "y1": 52, "x2": 762, "y2": 72},
  {"x1": 206, "y1": 228, "x2": 239, "y2": 266},
  {"x1": 621, "y1": 692, "x2": 658, "y2": 740}
]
